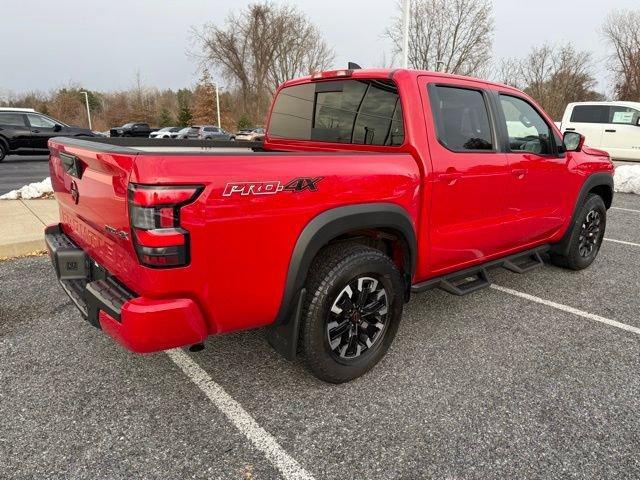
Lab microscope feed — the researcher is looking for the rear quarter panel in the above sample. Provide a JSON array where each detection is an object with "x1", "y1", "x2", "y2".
[{"x1": 131, "y1": 152, "x2": 421, "y2": 334}]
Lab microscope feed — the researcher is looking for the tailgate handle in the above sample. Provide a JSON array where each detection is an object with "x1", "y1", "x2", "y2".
[{"x1": 60, "y1": 152, "x2": 82, "y2": 179}]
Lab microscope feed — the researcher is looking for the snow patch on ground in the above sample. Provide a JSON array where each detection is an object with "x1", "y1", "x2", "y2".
[
  {"x1": 614, "y1": 165, "x2": 640, "y2": 195},
  {"x1": 0, "y1": 177, "x2": 53, "y2": 200}
]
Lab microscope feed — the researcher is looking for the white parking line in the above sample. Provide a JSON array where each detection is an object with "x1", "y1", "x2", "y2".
[
  {"x1": 604, "y1": 237, "x2": 640, "y2": 247},
  {"x1": 167, "y1": 349, "x2": 315, "y2": 480},
  {"x1": 611, "y1": 206, "x2": 640, "y2": 214},
  {"x1": 491, "y1": 284, "x2": 640, "y2": 336}
]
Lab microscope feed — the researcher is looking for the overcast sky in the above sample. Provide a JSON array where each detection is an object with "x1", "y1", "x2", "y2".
[{"x1": 1, "y1": 0, "x2": 637, "y2": 97}]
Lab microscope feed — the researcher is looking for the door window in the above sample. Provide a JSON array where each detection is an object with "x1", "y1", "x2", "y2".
[
  {"x1": 27, "y1": 114, "x2": 56, "y2": 128},
  {"x1": 428, "y1": 86, "x2": 493, "y2": 151},
  {"x1": 499, "y1": 95, "x2": 553, "y2": 155},
  {"x1": 0, "y1": 113, "x2": 27, "y2": 126},
  {"x1": 609, "y1": 106, "x2": 640, "y2": 125}
]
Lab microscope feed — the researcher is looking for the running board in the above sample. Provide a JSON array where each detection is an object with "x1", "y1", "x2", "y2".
[
  {"x1": 411, "y1": 245, "x2": 549, "y2": 296},
  {"x1": 438, "y1": 268, "x2": 490, "y2": 296},
  {"x1": 502, "y1": 251, "x2": 544, "y2": 274}
]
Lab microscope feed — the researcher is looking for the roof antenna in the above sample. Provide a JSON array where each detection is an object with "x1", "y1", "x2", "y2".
[{"x1": 348, "y1": 62, "x2": 362, "y2": 70}]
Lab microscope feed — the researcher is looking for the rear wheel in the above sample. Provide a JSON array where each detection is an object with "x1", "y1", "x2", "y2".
[
  {"x1": 301, "y1": 244, "x2": 404, "y2": 383},
  {"x1": 0, "y1": 143, "x2": 6, "y2": 162},
  {"x1": 550, "y1": 194, "x2": 606, "y2": 270}
]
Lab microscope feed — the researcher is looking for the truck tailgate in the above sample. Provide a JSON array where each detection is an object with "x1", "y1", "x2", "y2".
[{"x1": 48, "y1": 139, "x2": 140, "y2": 289}]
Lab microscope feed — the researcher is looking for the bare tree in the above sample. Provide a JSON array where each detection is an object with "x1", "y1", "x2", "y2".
[
  {"x1": 195, "y1": 2, "x2": 333, "y2": 124},
  {"x1": 386, "y1": 0, "x2": 494, "y2": 77},
  {"x1": 602, "y1": 9, "x2": 640, "y2": 100},
  {"x1": 497, "y1": 43, "x2": 603, "y2": 120}
]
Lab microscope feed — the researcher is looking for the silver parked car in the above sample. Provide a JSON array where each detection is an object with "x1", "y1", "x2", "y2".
[
  {"x1": 176, "y1": 126, "x2": 201, "y2": 139},
  {"x1": 199, "y1": 125, "x2": 235, "y2": 141},
  {"x1": 235, "y1": 127, "x2": 265, "y2": 142}
]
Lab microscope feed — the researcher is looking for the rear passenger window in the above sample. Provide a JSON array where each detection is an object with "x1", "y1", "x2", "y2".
[
  {"x1": 429, "y1": 86, "x2": 493, "y2": 151},
  {"x1": 499, "y1": 95, "x2": 553, "y2": 155},
  {"x1": 570, "y1": 105, "x2": 609, "y2": 123},
  {"x1": 0, "y1": 113, "x2": 26, "y2": 126}
]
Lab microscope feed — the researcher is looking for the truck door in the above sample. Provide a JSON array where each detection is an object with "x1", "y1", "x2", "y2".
[
  {"x1": 495, "y1": 92, "x2": 568, "y2": 245},
  {"x1": 562, "y1": 104, "x2": 606, "y2": 149},
  {"x1": 419, "y1": 77, "x2": 512, "y2": 274},
  {"x1": 600, "y1": 105, "x2": 640, "y2": 160}
]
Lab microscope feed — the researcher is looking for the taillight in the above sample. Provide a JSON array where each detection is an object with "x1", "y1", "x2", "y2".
[{"x1": 128, "y1": 184, "x2": 203, "y2": 268}]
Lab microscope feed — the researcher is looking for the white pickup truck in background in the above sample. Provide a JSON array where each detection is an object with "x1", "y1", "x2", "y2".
[{"x1": 559, "y1": 101, "x2": 640, "y2": 162}]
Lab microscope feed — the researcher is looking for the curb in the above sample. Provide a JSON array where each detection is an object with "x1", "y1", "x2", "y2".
[{"x1": 0, "y1": 239, "x2": 46, "y2": 259}]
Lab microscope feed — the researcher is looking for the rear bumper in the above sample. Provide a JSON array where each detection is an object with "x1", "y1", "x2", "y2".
[{"x1": 44, "y1": 224, "x2": 207, "y2": 353}]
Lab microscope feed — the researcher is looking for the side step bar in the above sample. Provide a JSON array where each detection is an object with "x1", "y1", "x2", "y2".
[{"x1": 411, "y1": 246, "x2": 547, "y2": 296}]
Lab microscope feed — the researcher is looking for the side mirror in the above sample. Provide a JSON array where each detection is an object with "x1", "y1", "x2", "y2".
[
  {"x1": 53, "y1": 124, "x2": 62, "y2": 132},
  {"x1": 563, "y1": 131, "x2": 585, "y2": 152}
]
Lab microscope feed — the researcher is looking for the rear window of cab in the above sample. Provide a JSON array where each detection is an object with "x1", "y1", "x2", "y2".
[{"x1": 269, "y1": 79, "x2": 404, "y2": 146}]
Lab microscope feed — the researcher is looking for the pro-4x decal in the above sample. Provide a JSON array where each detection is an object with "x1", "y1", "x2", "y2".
[{"x1": 223, "y1": 177, "x2": 323, "y2": 196}]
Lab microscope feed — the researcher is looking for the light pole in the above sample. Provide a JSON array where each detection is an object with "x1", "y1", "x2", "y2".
[
  {"x1": 81, "y1": 91, "x2": 92, "y2": 130},
  {"x1": 402, "y1": 0, "x2": 410, "y2": 68},
  {"x1": 214, "y1": 82, "x2": 221, "y2": 128}
]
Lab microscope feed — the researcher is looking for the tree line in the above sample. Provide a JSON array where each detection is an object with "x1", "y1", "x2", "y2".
[
  {"x1": 387, "y1": 1, "x2": 640, "y2": 120},
  {"x1": 1, "y1": 1, "x2": 639, "y2": 129}
]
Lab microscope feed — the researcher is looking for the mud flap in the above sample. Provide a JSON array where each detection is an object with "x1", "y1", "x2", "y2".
[{"x1": 265, "y1": 289, "x2": 306, "y2": 361}]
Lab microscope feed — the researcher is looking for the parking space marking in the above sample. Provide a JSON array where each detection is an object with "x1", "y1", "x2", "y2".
[
  {"x1": 166, "y1": 349, "x2": 315, "y2": 480},
  {"x1": 604, "y1": 237, "x2": 640, "y2": 247},
  {"x1": 491, "y1": 285, "x2": 640, "y2": 336},
  {"x1": 611, "y1": 207, "x2": 640, "y2": 214}
]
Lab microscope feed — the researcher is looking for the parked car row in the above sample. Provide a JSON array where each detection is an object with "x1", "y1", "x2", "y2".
[{"x1": 109, "y1": 123, "x2": 265, "y2": 142}]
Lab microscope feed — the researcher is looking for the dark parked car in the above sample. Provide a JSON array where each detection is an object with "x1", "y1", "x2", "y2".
[
  {"x1": 110, "y1": 123, "x2": 153, "y2": 138},
  {"x1": 0, "y1": 108, "x2": 96, "y2": 161},
  {"x1": 199, "y1": 125, "x2": 235, "y2": 141}
]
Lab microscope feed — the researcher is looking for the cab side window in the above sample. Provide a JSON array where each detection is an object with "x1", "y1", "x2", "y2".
[
  {"x1": 0, "y1": 113, "x2": 27, "y2": 126},
  {"x1": 499, "y1": 95, "x2": 552, "y2": 155},
  {"x1": 27, "y1": 114, "x2": 56, "y2": 128},
  {"x1": 570, "y1": 105, "x2": 609, "y2": 123},
  {"x1": 429, "y1": 86, "x2": 493, "y2": 151}
]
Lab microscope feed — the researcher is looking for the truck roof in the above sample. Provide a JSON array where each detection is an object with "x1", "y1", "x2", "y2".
[{"x1": 281, "y1": 68, "x2": 523, "y2": 95}]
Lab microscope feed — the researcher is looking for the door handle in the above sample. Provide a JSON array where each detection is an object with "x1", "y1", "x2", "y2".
[
  {"x1": 438, "y1": 172, "x2": 461, "y2": 185},
  {"x1": 565, "y1": 127, "x2": 576, "y2": 131},
  {"x1": 32, "y1": 129, "x2": 40, "y2": 133},
  {"x1": 511, "y1": 168, "x2": 527, "y2": 179},
  {"x1": 605, "y1": 129, "x2": 616, "y2": 133}
]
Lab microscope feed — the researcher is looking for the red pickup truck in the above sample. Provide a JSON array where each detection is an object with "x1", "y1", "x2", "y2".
[{"x1": 45, "y1": 68, "x2": 614, "y2": 383}]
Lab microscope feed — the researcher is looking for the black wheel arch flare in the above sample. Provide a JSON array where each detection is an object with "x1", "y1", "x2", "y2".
[
  {"x1": 266, "y1": 202, "x2": 417, "y2": 359},
  {"x1": 551, "y1": 172, "x2": 614, "y2": 256}
]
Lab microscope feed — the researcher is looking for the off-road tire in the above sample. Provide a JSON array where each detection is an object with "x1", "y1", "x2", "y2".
[
  {"x1": 301, "y1": 243, "x2": 404, "y2": 383},
  {"x1": 550, "y1": 193, "x2": 606, "y2": 270}
]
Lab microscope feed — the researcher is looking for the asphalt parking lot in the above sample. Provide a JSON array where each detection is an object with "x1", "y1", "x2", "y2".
[
  {"x1": 0, "y1": 156, "x2": 50, "y2": 194},
  {"x1": 1, "y1": 193, "x2": 639, "y2": 480}
]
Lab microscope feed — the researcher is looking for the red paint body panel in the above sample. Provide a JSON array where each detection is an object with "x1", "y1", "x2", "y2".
[{"x1": 48, "y1": 68, "x2": 614, "y2": 353}]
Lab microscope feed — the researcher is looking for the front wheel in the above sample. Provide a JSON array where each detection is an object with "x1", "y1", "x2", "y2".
[
  {"x1": 0, "y1": 143, "x2": 6, "y2": 162},
  {"x1": 302, "y1": 244, "x2": 405, "y2": 383},
  {"x1": 550, "y1": 193, "x2": 606, "y2": 270}
]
